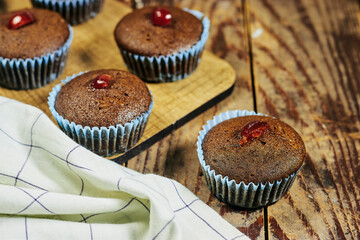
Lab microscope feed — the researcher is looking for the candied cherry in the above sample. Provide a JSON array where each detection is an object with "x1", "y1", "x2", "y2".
[
  {"x1": 7, "y1": 11, "x2": 35, "y2": 30},
  {"x1": 150, "y1": 8, "x2": 172, "y2": 26},
  {"x1": 93, "y1": 74, "x2": 111, "y2": 89},
  {"x1": 239, "y1": 121, "x2": 270, "y2": 146}
]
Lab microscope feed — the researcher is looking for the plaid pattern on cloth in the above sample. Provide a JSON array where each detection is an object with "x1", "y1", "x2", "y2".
[{"x1": 0, "y1": 96, "x2": 248, "y2": 240}]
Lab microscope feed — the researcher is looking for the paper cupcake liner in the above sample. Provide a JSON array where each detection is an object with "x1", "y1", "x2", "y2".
[
  {"x1": 197, "y1": 110, "x2": 302, "y2": 208},
  {"x1": 118, "y1": 9, "x2": 210, "y2": 83},
  {"x1": 48, "y1": 72, "x2": 153, "y2": 157},
  {"x1": 31, "y1": 0, "x2": 104, "y2": 25},
  {"x1": 0, "y1": 26, "x2": 73, "y2": 90}
]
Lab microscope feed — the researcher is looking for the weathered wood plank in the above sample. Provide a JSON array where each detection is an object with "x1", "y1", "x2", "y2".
[
  {"x1": 127, "y1": 0, "x2": 265, "y2": 239},
  {"x1": 250, "y1": 0, "x2": 360, "y2": 239}
]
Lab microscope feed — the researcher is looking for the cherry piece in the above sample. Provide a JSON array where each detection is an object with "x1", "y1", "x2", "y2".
[
  {"x1": 93, "y1": 74, "x2": 111, "y2": 89},
  {"x1": 239, "y1": 121, "x2": 270, "y2": 146},
  {"x1": 7, "y1": 11, "x2": 35, "y2": 30},
  {"x1": 150, "y1": 8, "x2": 172, "y2": 26}
]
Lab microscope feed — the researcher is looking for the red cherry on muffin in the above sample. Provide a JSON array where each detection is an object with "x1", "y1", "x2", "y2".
[
  {"x1": 150, "y1": 8, "x2": 172, "y2": 26},
  {"x1": 7, "y1": 11, "x2": 35, "y2": 30},
  {"x1": 239, "y1": 121, "x2": 270, "y2": 146},
  {"x1": 93, "y1": 74, "x2": 111, "y2": 89}
]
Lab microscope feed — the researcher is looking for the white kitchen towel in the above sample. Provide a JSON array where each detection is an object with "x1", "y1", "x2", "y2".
[{"x1": 0, "y1": 96, "x2": 248, "y2": 240}]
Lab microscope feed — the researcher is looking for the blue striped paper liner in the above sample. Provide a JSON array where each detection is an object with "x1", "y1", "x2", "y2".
[
  {"x1": 31, "y1": 0, "x2": 104, "y2": 25},
  {"x1": 118, "y1": 8, "x2": 210, "y2": 83},
  {"x1": 197, "y1": 110, "x2": 302, "y2": 208},
  {"x1": 48, "y1": 72, "x2": 154, "y2": 157},
  {"x1": 0, "y1": 25, "x2": 73, "y2": 90}
]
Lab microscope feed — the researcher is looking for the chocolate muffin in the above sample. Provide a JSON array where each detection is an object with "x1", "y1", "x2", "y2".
[
  {"x1": 114, "y1": 6, "x2": 210, "y2": 82},
  {"x1": 0, "y1": 8, "x2": 72, "y2": 89},
  {"x1": 48, "y1": 70, "x2": 153, "y2": 156},
  {"x1": 202, "y1": 115, "x2": 306, "y2": 185},
  {"x1": 115, "y1": 6, "x2": 202, "y2": 57},
  {"x1": 197, "y1": 110, "x2": 306, "y2": 208},
  {"x1": 0, "y1": 8, "x2": 69, "y2": 59},
  {"x1": 31, "y1": 0, "x2": 104, "y2": 25},
  {"x1": 55, "y1": 69, "x2": 152, "y2": 127}
]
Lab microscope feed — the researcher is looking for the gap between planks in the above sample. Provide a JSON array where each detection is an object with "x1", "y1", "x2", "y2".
[{"x1": 243, "y1": 0, "x2": 269, "y2": 239}]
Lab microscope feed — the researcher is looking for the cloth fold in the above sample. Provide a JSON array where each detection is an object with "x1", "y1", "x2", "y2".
[{"x1": 0, "y1": 96, "x2": 248, "y2": 240}]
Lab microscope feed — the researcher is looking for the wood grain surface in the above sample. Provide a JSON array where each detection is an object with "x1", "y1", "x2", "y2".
[
  {"x1": 0, "y1": 0, "x2": 235, "y2": 163},
  {"x1": 250, "y1": 0, "x2": 360, "y2": 239},
  {"x1": 2, "y1": 0, "x2": 360, "y2": 239},
  {"x1": 125, "y1": 0, "x2": 360, "y2": 239}
]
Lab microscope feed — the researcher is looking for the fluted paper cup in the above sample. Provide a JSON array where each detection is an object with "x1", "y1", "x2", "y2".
[
  {"x1": 0, "y1": 25, "x2": 73, "y2": 90},
  {"x1": 197, "y1": 110, "x2": 302, "y2": 208},
  {"x1": 31, "y1": 0, "x2": 104, "y2": 25},
  {"x1": 118, "y1": 9, "x2": 210, "y2": 83},
  {"x1": 48, "y1": 72, "x2": 153, "y2": 157}
]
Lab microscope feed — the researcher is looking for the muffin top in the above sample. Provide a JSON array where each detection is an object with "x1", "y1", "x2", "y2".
[
  {"x1": 202, "y1": 115, "x2": 306, "y2": 184},
  {"x1": 114, "y1": 6, "x2": 203, "y2": 56},
  {"x1": 0, "y1": 8, "x2": 69, "y2": 59},
  {"x1": 55, "y1": 69, "x2": 152, "y2": 128}
]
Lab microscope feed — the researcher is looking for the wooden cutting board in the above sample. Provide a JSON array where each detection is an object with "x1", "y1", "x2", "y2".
[{"x1": 0, "y1": 0, "x2": 235, "y2": 163}]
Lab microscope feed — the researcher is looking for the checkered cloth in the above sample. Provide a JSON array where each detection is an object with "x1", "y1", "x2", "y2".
[{"x1": 0, "y1": 96, "x2": 248, "y2": 240}]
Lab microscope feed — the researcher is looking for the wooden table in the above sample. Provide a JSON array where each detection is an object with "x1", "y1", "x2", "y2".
[
  {"x1": 125, "y1": 0, "x2": 360, "y2": 239},
  {"x1": 2, "y1": 0, "x2": 360, "y2": 239}
]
